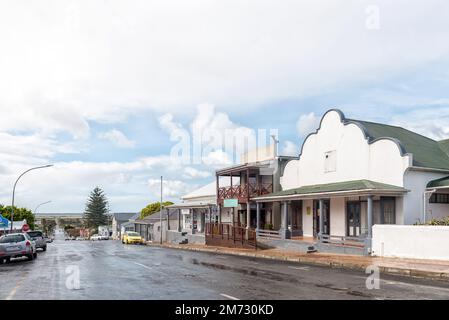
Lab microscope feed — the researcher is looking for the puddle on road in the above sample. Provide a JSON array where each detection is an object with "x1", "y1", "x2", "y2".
[
  {"x1": 315, "y1": 283, "x2": 373, "y2": 298},
  {"x1": 184, "y1": 257, "x2": 375, "y2": 299},
  {"x1": 60, "y1": 254, "x2": 83, "y2": 262},
  {"x1": 187, "y1": 258, "x2": 295, "y2": 283}
]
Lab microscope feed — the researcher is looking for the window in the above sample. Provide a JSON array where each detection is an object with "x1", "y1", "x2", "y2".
[
  {"x1": 430, "y1": 193, "x2": 449, "y2": 204},
  {"x1": 380, "y1": 197, "x2": 396, "y2": 224},
  {"x1": 0, "y1": 234, "x2": 25, "y2": 243},
  {"x1": 324, "y1": 150, "x2": 337, "y2": 173}
]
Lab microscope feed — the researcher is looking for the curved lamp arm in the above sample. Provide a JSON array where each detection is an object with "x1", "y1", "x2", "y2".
[{"x1": 10, "y1": 165, "x2": 53, "y2": 231}]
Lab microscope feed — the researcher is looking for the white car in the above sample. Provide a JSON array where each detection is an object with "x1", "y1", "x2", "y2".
[
  {"x1": 90, "y1": 234, "x2": 102, "y2": 241},
  {"x1": 99, "y1": 235, "x2": 109, "y2": 240},
  {"x1": 0, "y1": 233, "x2": 37, "y2": 263},
  {"x1": 76, "y1": 237, "x2": 86, "y2": 241}
]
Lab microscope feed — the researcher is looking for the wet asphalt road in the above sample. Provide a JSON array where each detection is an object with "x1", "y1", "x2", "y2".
[{"x1": 1, "y1": 237, "x2": 449, "y2": 300}]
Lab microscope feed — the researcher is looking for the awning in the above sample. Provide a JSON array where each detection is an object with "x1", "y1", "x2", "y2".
[
  {"x1": 427, "y1": 176, "x2": 449, "y2": 189},
  {"x1": 253, "y1": 179, "x2": 408, "y2": 202},
  {"x1": 166, "y1": 201, "x2": 216, "y2": 210}
]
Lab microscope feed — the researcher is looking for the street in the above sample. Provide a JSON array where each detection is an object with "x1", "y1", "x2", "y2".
[{"x1": 1, "y1": 235, "x2": 449, "y2": 300}]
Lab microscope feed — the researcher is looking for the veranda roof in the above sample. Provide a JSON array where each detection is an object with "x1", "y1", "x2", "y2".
[
  {"x1": 166, "y1": 201, "x2": 215, "y2": 210},
  {"x1": 427, "y1": 176, "x2": 449, "y2": 189},
  {"x1": 253, "y1": 179, "x2": 408, "y2": 202}
]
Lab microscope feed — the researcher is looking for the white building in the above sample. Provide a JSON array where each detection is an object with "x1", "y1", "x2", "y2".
[
  {"x1": 165, "y1": 180, "x2": 222, "y2": 245},
  {"x1": 111, "y1": 212, "x2": 139, "y2": 240},
  {"x1": 253, "y1": 109, "x2": 449, "y2": 254}
]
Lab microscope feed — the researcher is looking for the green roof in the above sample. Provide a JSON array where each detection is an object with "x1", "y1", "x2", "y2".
[
  {"x1": 427, "y1": 176, "x2": 449, "y2": 188},
  {"x1": 256, "y1": 180, "x2": 407, "y2": 199},
  {"x1": 350, "y1": 119, "x2": 449, "y2": 170},
  {"x1": 438, "y1": 139, "x2": 449, "y2": 158}
]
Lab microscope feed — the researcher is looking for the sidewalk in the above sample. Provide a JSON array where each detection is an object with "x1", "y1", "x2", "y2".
[{"x1": 146, "y1": 242, "x2": 449, "y2": 281}]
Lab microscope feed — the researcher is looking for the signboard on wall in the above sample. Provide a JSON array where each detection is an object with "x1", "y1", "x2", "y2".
[
  {"x1": 181, "y1": 209, "x2": 190, "y2": 215},
  {"x1": 224, "y1": 199, "x2": 239, "y2": 208},
  {"x1": 306, "y1": 207, "x2": 312, "y2": 215}
]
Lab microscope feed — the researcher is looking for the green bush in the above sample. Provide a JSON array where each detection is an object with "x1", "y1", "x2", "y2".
[
  {"x1": 416, "y1": 217, "x2": 449, "y2": 226},
  {"x1": 427, "y1": 217, "x2": 449, "y2": 226}
]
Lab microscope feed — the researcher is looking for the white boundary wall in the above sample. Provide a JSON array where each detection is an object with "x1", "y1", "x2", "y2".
[{"x1": 372, "y1": 225, "x2": 449, "y2": 260}]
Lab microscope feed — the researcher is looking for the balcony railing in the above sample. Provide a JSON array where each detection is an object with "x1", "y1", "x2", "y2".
[
  {"x1": 206, "y1": 222, "x2": 257, "y2": 248},
  {"x1": 217, "y1": 183, "x2": 273, "y2": 201}
]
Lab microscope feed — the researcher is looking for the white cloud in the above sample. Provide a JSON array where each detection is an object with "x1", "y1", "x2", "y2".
[
  {"x1": 390, "y1": 106, "x2": 449, "y2": 141},
  {"x1": 281, "y1": 140, "x2": 299, "y2": 157},
  {"x1": 296, "y1": 112, "x2": 320, "y2": 137},
  {"x1": 159, "y1": 104, "x2": 258, "y2": 166},
  {"x1": 147, "y1": 179, "x2": 192, "y2": 198},
  {"x1": 182, "y1": 167, "x2": 211, "y2": 179},
  {"x1": 1, "y1": 1, "x2": 449, "y2": 212},
  {"x1": 98, "y1": 129, "x2": 136, "y2": 148},
  {"x1": 1, "y1": 1, "x2": 449, "y2": 137},
  {"x1": 202, "y1": 150, "x2": 233, "y2": 168},
  {"x1": 0, "y1": 154, "x2": 188, "y2": 213}
]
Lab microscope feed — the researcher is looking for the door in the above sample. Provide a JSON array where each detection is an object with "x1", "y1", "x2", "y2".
[
  {"x1": 291, "y1": 201, "x2": 303, "y2": 236},
  {"x1": 346, "y1": 202, "x2": 361, "y2": 237},
  {"x1": 313, "y1": 200, "x2": 330, "y2": 237}
]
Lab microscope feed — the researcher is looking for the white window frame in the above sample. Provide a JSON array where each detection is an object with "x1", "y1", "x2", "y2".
[{"x1": 324, "y1": 150, "x2": 337, "y2": 173}]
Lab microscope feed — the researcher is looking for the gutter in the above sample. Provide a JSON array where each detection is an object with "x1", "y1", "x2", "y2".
[{"x1": 408, "y1": 166, "x2": 449, "y2": 174}]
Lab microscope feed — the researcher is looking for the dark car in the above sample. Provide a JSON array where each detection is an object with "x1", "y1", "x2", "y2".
[
  {"x1": 27, "y1": 231, "x2": 47, "y2": 251},
  {"x1": 0, "y1": 233, "x2": 37, "y2": 263}
]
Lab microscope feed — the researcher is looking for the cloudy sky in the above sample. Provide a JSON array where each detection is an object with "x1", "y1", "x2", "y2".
[{"x1": 1, "y1": 0, "x2": 449, "y2": 213}]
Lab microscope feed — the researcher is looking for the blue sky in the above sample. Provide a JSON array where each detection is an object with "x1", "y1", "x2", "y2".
[{"x1": 1, "y1": 1, "x2": 449, "y2": 213}]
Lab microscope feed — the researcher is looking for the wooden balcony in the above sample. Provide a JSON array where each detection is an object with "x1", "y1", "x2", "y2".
[{"x1": 217, "y1": 183, "x2": 273, "y2": 204}]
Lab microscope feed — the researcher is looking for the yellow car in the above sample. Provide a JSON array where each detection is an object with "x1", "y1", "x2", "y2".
[{"x1": 122, "y1": 231, "x2": 144, "y2": 245}]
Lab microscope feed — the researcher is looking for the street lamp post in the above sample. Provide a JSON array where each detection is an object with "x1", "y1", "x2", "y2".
[
  {"x1": 10, "y1": 165, "x2": 53, "y2": 231},
  {"x1": 34, "y1": 201, "x2": 52, "y2": 215},
  {"x1": 160, "y1": 176, "x2": 163, "y2": 245}
]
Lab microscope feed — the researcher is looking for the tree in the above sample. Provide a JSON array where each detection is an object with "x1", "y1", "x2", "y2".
[
  {"x1": 0, "y1": 204, "x2": 36, "y2": 230},
  {"x1": 140, "y1": 201, "x2": 173, "y2": 219},
  {"x1": 83, "y1": 187, "x2": 109, "y2": 229},
  {"x1": 41, "y1": 218, "x2": 57, "y2": 236}
]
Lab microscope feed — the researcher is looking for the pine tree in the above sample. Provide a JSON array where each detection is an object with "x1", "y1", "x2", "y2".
[{"x1": 83, "y1": 187, "x2": 109, "y2": 229}]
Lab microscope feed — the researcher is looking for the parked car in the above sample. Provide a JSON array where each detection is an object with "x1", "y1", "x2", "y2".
[
  {"x1": 27, "y1": 230, "x2": 47, "y2": 252},
  {"x1": 90, "y1": 234, "x2": 102, "y2": 241},
  {"x1": 0, "y1": 233, "x2": 37, "y2": 264},
  {"x1": 44, "y1": 236, "x2": 53, "y2": 243},
  {"x1": 99, "y1": 235, "x2": 109, "y2": 240},
  {"x1": 76, "y1": 237, "x2": 86, "y2": 241},
  {"x1": 122, "y1": 231, "x2": 144, "y2": 245}
]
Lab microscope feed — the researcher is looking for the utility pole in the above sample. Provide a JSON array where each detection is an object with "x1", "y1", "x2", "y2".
[{"x1": 160, "y1": 176, "x2": 163, "y2": 245}]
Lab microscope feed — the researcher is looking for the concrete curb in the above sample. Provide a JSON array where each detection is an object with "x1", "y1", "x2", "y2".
[{"x1": 145, "y1": 242, "x2": 449, "y2": 281}]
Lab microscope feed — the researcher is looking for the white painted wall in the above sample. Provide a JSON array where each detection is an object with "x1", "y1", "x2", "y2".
[
  {"x1": 281, "y1": 110, "x2": 410, "y2": 190},
  {"x1": 330, "y1": 198, "x2": 346, "y2": 237},
  {"x1": 302, "y1": 199, "x2": 314, "y2": 237},
  {"x1": 403, "y1": 169, "x2": 448, "y2": 224},
  {"x1": 372, "y1": 225, "x2": 449, "y2": 260},
  {"x1": 428, "y1": 200, "x2": 449, "y2": 221}
]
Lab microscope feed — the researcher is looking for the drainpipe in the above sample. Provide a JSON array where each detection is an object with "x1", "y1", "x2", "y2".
[{"x1": 423, "y1": 189, "x2": 436, "y2": 224}]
